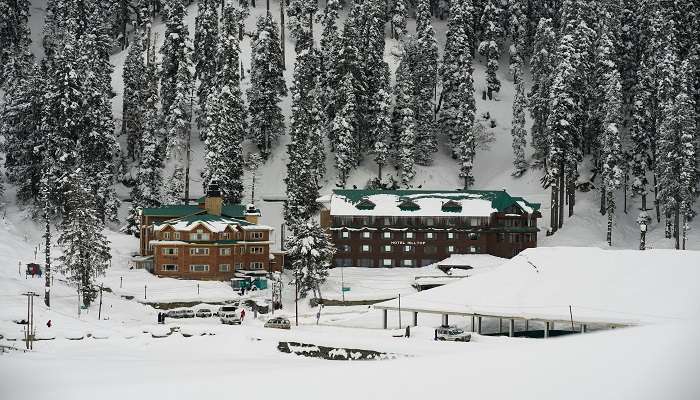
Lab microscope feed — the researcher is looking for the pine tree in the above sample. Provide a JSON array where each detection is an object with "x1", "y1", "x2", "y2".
[
  {"x1": 593, "y1": 29, "x2": 617, "y2": 215},
  {"x1": 439, "y1": 0, "x2": 476, "y2": 159},
  {"x1": 528, "y1": 18, "x2": 556, "y2": 164},
  {"x1": 248, "y1": 13, "x2": 287, "y2": 158},
  {"x1": 398, "y1": 108, "x2": 417, "y2": 188},
  {"x1": 373, "y1": 81, "x2": 392, "y2": 182},
  {"x1": 601, "y1": 70, "x2": 624, "y2": 246},
  {"x1": 122, "y1": 31, "x2": 147, "y2": 161},
  {"x1": 164, "y1": 61, "x2": 193, "y2": 189},
  {"x1": 478, "y1": 0, "x2": 503, "y2": 98},
  {"x1": 202, "y1": 3, "x2": 247, "y2": 204},
  {"x1": 287, "y1": 0, "x2": 316, "y2": 43},
  {"x1": 391, "y1": 0, "x2": 408, "y2": 39},
  {"x1": 412, "y1": 0, "x2": 439, "y2": 165},
  {"x1": 160, "y1": 0, "x2": 192, "y2": 114},
  {"x1": 333, "y1": 73, "x2": 357, "y2": 188},
  {"x1": 284, "y1": 35, "x2": 324, "y2": 227},
  {"x1": 511, "y1": 60, "x2": 527, "y2": 176},
  {"x1": 319, "y1": 0, "x2": 343, "y2": 148},
  {"x1": 193, "y1": 0, "x2": 219, "y2": 137},
  {"x1": 1, "y1": 62, "x2": 44, "y2": 207},
  {"x1": 0, "y1": 0, "x2": 32, "y2": 86},
  {"x1": 286, "y1": 221, "x2": 335, "y2": 300},
  {"x1": 58, "y1": 170, "x2": 111, "y2": 307}
]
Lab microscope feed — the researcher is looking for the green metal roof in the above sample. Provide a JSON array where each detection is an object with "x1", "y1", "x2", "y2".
[
  {"x1": 142, "y1": 203, "x2": 249, "y2": 218},
  {"x1": 161, "y1": 213, "x2": 252, "y2": 226},
  {"x1": 332, "y1": 189, "x2": 541, "y2": 214}
]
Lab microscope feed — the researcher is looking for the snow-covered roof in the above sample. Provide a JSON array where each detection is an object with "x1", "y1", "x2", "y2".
[
  {"x1": 435, "y1": 254, "x2": 506, "y2": 270},
  {"x1": 376, "y1": 247, "x2": 700, "y2": 326},
  {"x1": 327, "y1": 189, "x2": 541, "y2": 218},
  {"x1": 154, "y1": 214, "x2": 272, "y2": 233}
]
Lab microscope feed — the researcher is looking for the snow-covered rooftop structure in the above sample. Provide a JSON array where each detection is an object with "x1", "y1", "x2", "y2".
[
  {"x1": 324, "y1": 189, "x2": 541, "y2": 218},
  {"x1": 375, "y1": 247, "x2": 700, "y2": 326}
]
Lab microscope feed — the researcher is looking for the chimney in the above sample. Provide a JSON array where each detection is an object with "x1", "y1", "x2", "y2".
[
  {"x1": 244, "y1": 203, "x2": 260, "y2": 224},
  {"x1": 205, "y1": 180, "x2": 223, "y2": 216}
]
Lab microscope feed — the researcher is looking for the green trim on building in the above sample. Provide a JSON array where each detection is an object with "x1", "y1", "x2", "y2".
[
  {"x1": 142, "y1": 203, "x2": 250, "y2": 219},
  {"x1": 332, "y1": 189, "x2": 541, "y2": 214}
]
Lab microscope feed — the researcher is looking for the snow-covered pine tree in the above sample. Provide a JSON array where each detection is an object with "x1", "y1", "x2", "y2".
[
  {"x1": 439, "y1": 0, "x2": 476, "y2": 158},
  {"x1": 160, "y1": 0, "x2": 192, "y2": 114},
  {"x1": 319, "y1": 0, "x2": 342, "y2": 148},
  {"x1": 287, "y1": 0, "x2": 316, "y2": 43},
  {"x1": 478, "y1": 0, "x2": 503, "y2": 98},
  {"x1": 528, "y1": 18, "x2": 556, "y2": 165},
  {"x1": 601, "y1": 70, "x2": 624, "y2": 246},
  {"x1": 0, "y1": 0, "x2": 32, "y2": 86},
  {"x1": 286, "y1": 220, "x2": 335, "y2": 300},
  {"x1": 398, "y1": 107, "x2": 417, "y2": 189},
  {"x1": 545, "y1": 33, "x2": 578, "y2": 233},
  {"x1": 122, "y1": 31, "x2": 147, "y2": 161},
  {"x1": 202, "y1": 3, "x2": 247, "y2": 204},
  {"x1": 508, "y1": 0, "x2": 528, "y2": 76},
  {"x1": 511, "y1": 60, "x2": 527, "y2": 176},
  {"x1": 1, "y1": 62, "x2": 44, "y2": 208},
  {"x1": 193, "y1": 0, "x2": 219, "y2": 137},
  {"x1": 658, "y1": 59, "x2": 696, "y2": 250},
  {"x1": 391, "y1": 0, "x2": 408, "y2": 39},
  {"x1": 284, "y1": 35, "x2": 324, "y2": 227},
  {"x1": 247, "y1": 13, "x2": 287, "y2": 158},
  {"x1": 372, "y1": 79, "x2": 392, "y2": 182},
  {"x1": 412, "y1": 0, "x2": 439, "y2": 165},
  {"x1": 333, "y1": 73, "x2": 357, "y2": 188},
  {"x1": 58, "y1": 169, "x2": 111, "y2": 307}
]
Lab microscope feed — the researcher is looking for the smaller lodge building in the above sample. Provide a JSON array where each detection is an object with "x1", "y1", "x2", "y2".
[
  {"x1": 319, "y1": 189, "x2": 541, "y2": 268},
  {"x1": 137, "y1": 184, "x2": 280, "y2": 281}
]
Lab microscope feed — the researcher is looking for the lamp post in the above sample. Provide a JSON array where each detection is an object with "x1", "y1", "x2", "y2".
[{"x1": 639, "y1": 221, "x2": 647, "y2": 251}]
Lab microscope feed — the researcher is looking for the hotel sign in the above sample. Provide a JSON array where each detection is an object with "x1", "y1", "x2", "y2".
[{"x1": 390, "y1": 241, "x2": 426, "y2": 246}]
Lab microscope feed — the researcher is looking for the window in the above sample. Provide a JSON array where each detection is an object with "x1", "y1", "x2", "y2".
[
  {"x1": 424, "y1": 245, "x2": 437, "y2": 254},
  {"x1": 250, "y1": 232, "x2": 264, "y2": 240},
  {"x1": 250, "y1": 262, "x2": 264, "y2": 270},
  {"x1": 174, "y1": 232, "x2": 180, "y2": 240},
  {"x1": 403, "y1": 245, "x2": 413, "y2": 253},
  {"x1": 239, "y1": 247, "x2": 246, "y2": 254},
  {"x1": 469, "y1": 246, "x2": 478, "y2": 254},
  {"x1": 382, "y1": 245, "x2": 392, "y2": 253},
  {"x1": 163, "y1": 232, "x2": 170, "y2": 240},
  {"x1": 190, "y1": 248, "x2": 209, "y2": 256},
  {"x1": 498, "y1": 233, "x2": 505, "y2": 242},
  {"x1": 470, "y1": 218, "x2": 481, "y2": 227},
  {"x1": 362, "y1": 231, "x2": 371, "y2": 239},
  {"x1": 340, "y1": 244, "x2": 351, "y2": 253},
  {"x1": 161, "y1": 264, "x2": 178, "y2": 271},
  {"x1": 190, "y1": 229, "x2": 210, "y2": 241},
  {"x1": 358, "y1": 258, "x2": 374, "y2": 267},
  {"x1": 447, "y1": 232, "x2": 455, "y2": 240},
  {"x1": 220, "y1": 248, "x2": 232, "y2": 256},
  {"x1": 341, "y1": 231, "x2": 350, "y2": 239},
  {"x1": 402, "y1": 259, "x2": 414, "y2": 267},
  {"x1": 382, "y1": 231, "x2": 392, "y2": 239},
  {"x1": 162, "y1": 248, "x2": 178, "y2": 255},
  {"x1": 235, "y1": 263, "x2": 243, "y2": 270},
  {"x1": 405, "y1": 232, "x2": 415, "y2": 239},
  {"x1": 468, "y1": 233, "x2": 480, "y2": 240},
  {"x1": 504, "y1": 219, "x2": 513, "y2": 227},
  {"x1": 219, "y1": 264, "x2": 230, "y2": 272},
  {"x1": 382, "y1": 259, "x2": 393, "y2": 267},
  {"x1": 249, "y1": 247, "x2": 264, "y2": 254},
  {"x1": 447, "y1": 245, "x2": 455, "y2": 253},
  {"x1": 426, "y1": 218, "x2": 435, "y2": 226},
  {"x1": 189, "y1": 264, "x2": 209, "y2": 272},
  {"x1": 425, "y1": 232, "x2": 435, "y2": 240},
  {"x1": 222, "y1": 233, "x2": 230, "y2": 240},
  {"x1": 361, "y1": 244, "x2": 371, "y2": 252}
]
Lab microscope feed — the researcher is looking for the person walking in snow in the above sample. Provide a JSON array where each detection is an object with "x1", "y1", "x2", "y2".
[
  {"x1": 240, "y1": 308, "x2": 246, "y2": 321},
  {"x1": 46, "y1": 320, "x2": 51, "y2": 328}
]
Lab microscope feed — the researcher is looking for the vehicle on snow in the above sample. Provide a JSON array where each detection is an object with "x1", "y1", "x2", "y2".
[
  {"x1": 196, "y1": 308, "x2": 213, "y2": 318},
  {"x1": 220, "y1": 311, "x2": 242, "y2": 325},
  {"x1": 435, "y1": 326, "x2": 471, "y2": 342},
  {"x1": 264, "y1": 317, "x2": 291, "y2": 330}
]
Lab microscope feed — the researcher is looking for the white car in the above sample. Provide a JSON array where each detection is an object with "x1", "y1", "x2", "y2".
[
  {"x1": 216, "y1": 302, "x2": 240, "y2": 317},
  {"x1": 264, "y1": 317, "x2": 291, "y2": 330},
  {"x1": 196, "y1": 308, "x2": 213, "y2": 318},
  {"x1": 435, "y1": 326, "x2": 471, "y2": 342},
  {"x1": 220, "y1": 311, "x2": 242, "y2": 325}
]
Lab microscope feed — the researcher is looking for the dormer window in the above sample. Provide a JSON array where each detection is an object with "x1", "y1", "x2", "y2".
[
  {"x1": 163, "y1": 232, "x2": 170, "y2": 240},
  {"x1": 356, "y1": 198, "x2": 376, "y2": 210},
  {"x1": 190, "y1": 228, "x2": 210, "y2": 241},
  {"x1": 441, "y1": 200, "x2": 462, "y2": 212},
  {"x1": 222, "y1": 232, "x2": 230, "y2": 240},
  {"x1": 398, "y1": 199, "x2": 420, "y2": 211}
]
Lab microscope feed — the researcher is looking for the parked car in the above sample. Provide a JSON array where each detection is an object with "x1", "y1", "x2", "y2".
[
  {"x1": 196, "y1": 308, "x2": 213, "y2": 318},
  {"x1": 183, "y1": 309, "x2": 195, "y2": 318},
  {"x1": 216, "y1": 302, "x2": 240, "y2": 316},
  {"x1": 166, "y1": 309, "x2": 185, "y2": 318},
  {"x1": 264, "y1": 317, "x2": 291, "y2": 330},
  {"x1": 435, "y1": 326, "x2": 471, "y2": 342},
  {"x1": 220, "y1": 311, "x2": 242, "y2": 325}
]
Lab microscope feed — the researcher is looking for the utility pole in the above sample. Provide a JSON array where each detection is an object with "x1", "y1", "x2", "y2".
[
  {"x1": 197, "y1": 283, "x2": 200, "y2": 295},
  {"x1": 398, "y1": 293, "x2": 401, "y2": 329},
  {"x1": 144, "y1": 285, "x2": 147, "y2": 300},
  {"x1": 341, "y1": 263, "x2": 345, "y2": 303},
  {"x1": 295, "y1": 269, "x2": 299, "y2": 326},
  {"x1": 22, "y1": 292, "x2": 39, "y2": 350},
  {"x1": 184, "y1": 85, "x2": 193, "y2": 203},
  {"x1": 280, "y1": 0, "x2": 285, "y2": 69},
  {"x1": 77, "y1": 285, "x2": 81, "y2": 317},
  {"x1": 44, "y1": 207, "x2": 51, "y2": 307},
  {"x1": 98, "y1": 284, "x2": 104, "y2": 320}
]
